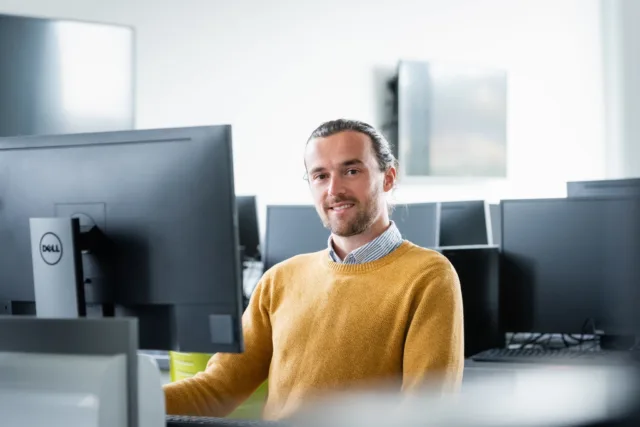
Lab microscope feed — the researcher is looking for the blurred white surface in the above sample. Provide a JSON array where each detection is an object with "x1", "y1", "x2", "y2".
[{"x1": 292, "y1": 364, "x2": 639, "y2": 427}]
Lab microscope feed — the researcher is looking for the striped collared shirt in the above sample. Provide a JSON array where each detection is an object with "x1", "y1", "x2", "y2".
[{"x1": 328, "y1": 221, "x2": 404, "y2": 264}]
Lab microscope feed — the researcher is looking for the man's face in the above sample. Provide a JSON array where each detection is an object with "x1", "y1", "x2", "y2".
[{"x1": 304, "y1": 131, "x2": 394, "y2": 237}]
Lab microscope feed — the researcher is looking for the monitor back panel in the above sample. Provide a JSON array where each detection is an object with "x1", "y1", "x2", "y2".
[
  {"x1": 567, "y1": 178, "x2": 640, "y2": 198},
  {"x1": 263, "y1": 205, "x2": 329, "y2": 270},
  {"x1": 391, "y1": 202, "x2": 439, "y2": 248},
  {"x1": 439, "y1": 201, "x2": 490, "y2": 246}
]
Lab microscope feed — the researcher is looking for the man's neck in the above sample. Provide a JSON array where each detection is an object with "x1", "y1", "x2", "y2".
[{"x1": 331, "y1": 218, "x2": 391, "y2": 261}]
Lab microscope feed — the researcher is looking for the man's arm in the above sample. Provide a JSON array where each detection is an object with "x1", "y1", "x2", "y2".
[
  {"x1": 163, "y1": 278, "x2": 273, "y2": 417},
  {"x1": 402, "y1": 261, "x2": 464, "y2": 394}
]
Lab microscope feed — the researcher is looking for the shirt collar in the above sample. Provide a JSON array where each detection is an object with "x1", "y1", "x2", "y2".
[{"x1": 328, "y1": 221, "x2": 403, "y2": 264}]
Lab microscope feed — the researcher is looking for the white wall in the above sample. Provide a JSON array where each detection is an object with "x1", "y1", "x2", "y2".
[
  {"x1": 1, "y1": 0, "x2": 606, "y2": 208},
  {"x1": 601, "y1": 0, "x2": 640, "y2": 178}
]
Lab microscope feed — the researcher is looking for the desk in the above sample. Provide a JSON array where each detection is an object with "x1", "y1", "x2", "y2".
[
  {"x1": 462, "y1": 358, "x2": 600, "y2": 394},
  {"x1": 161, "y1": 360, "x2": 638, "y2": 426}
]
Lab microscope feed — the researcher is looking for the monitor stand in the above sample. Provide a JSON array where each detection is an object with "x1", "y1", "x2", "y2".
[
  {"x1": 29, "y1": 218, "x2": 241, "y2": 353},
  {"x1": 29, "y1": 217, "x2": 108, "y2": 318}
]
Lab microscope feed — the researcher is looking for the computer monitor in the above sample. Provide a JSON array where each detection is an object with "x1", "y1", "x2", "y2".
[
  {"x1": 567, "y1": 178, "x2": 640, "y2": 198},
  {"x1": 0, "y1": 126, "x2": 244, "y2": 354},
  {"x1": 0, "y1": 317, "x2": 137, "y2": 427},
  {"x1": 500, "y1": 197, "x2": 640, "y2": 336},
  {"x1": 0, "y1": 316, "x2": 165, "y2": 427},
  {"x1": 236, "y1": 195, "x2": 261, "y2": 260},
  {"x1": 263, "y1": 205, "x2": 329, "y2": 271},
  {"x1": 439, "y1": 200, "x2": 491, "y2": 246},
  {"x1": 390, "y1": 202, "x2": 439, "y2": 248},
  {"x1": 489, "y1": 203, "x2": 501, "y2": 246}
]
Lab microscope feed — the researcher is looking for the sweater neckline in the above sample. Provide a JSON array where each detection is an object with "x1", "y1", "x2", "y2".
[{"x1": 324, "y1": 240, "x2": 415, "y2": 274}]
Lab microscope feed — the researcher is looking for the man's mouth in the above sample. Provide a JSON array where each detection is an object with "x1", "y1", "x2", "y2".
[{"x1": 330, "y1": 203, "x2": 355, "y2": 211}]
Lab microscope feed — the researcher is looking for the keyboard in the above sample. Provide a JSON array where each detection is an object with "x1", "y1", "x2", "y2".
[
  {"x1": 166, "y1": 415, "x2": 288, "y2": 427},
  {"x1": 470, "y1": 347, "x2": 628, "y2": 365}
]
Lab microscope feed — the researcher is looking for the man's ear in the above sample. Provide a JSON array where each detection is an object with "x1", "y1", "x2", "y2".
[{"x1": 383, "y1": 167, "x2": 397, "y2": 192}]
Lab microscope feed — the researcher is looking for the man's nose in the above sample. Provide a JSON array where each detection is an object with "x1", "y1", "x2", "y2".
[{"x1": 327, "y1": 175, "x2": 346, "y2": 197}]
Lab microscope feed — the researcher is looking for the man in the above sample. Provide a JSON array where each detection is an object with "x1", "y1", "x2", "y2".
[{"x1": 164, "y1": 119, "x2": 464, "y2": 420}]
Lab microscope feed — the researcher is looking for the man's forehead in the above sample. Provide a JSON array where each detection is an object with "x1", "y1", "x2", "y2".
[{"x1": 305, "y1": 131, "x2": 374, "y2": 166}]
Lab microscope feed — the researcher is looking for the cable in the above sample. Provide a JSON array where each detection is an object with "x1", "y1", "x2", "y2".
[
  {"x1": 506, "y1": 332, "x2": 516, "y2": 347},
  {"x1": 518, "y1": 333, "x2": 545, "y2": 349},
  {"x1": 562, "y1": 334, "x2": 583, "y2": 349},
  {"x1": 546, "y1": 334, "x2": 553, "y2": 348}
]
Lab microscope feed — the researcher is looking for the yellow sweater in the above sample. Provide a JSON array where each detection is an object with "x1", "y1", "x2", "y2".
[{"x1": 163, "y1": 241, "x2": 464, "y2": 420}]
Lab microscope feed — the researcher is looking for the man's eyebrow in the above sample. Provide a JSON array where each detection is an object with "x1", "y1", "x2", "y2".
[
  {"x1": 308, "y1": 159, "x2": 365, "y2": 176},
  {"x1": 342, "y1": 159, "x2": 364, "y2": 167},
  {"x1": 308, "y1": 166, "x2": 326, "y2": 176}
]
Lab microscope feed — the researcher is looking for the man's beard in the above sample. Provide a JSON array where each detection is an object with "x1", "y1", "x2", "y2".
[{"x1": 319, "y1": 186, "x2": 382, "y2": 237}]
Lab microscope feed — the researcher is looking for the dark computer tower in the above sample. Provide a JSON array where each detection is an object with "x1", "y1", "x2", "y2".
[{"x1": 440, "y1": 245, "x2": 502, "y2": 357}]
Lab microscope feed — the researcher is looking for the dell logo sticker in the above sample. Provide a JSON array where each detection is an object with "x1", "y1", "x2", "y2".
[{"x1": 40, "y1": 232, "x2": 63, "y2": 265}]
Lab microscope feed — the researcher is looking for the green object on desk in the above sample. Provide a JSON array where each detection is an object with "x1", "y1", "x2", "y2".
[
  {"x1": 169, "y1": 351, "x2": 268, "y2": 420},
  {"x1": 227, "y1": 379, "x2": 269, "y2": 419},
  {"x1": 169, "y1": 351, "x2": 213, "y2": 381}
]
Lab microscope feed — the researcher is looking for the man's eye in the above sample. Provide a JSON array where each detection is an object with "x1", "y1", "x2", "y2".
[
  {"x1": 314, "y1": 174, "x2": 327, "y2": 181},
  {"x1": 346, "y1": 169, "x2": 359, "y2": 175}
]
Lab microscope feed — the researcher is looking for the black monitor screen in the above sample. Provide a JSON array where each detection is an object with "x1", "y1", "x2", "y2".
[{"x1": 500, "y1": 197, "x2": 640, "y2": 335}]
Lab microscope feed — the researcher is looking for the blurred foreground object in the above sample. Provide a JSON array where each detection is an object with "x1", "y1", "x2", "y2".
[{"x1": 291, "y1": 364, "x2": 640, "y2": 427}]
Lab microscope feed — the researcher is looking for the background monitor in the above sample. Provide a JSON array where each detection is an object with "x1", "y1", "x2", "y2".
[
  {"x1": 391, "y1": 202, "x2": 440, "y2": 248},
  {"x1": 567, "y1": 178, "x2": 640, "y2": 198},
  {"x1": 439, "y1": 246, "x2": 501, "y2": 357},
  {"x1": 489, "y1": 203, "x2": 501, "y2": 246},
  {"x1": 0, "y1": 126, "x2": 244, "y2": 354},
  {"x1": 500, "y1": 197, "x2": 640, "y2": 336},
  {"x1": 439, "y1": 200, "x2": 491, "y2": 246},
  {"x1": 236, "y1": 195, "x2": 261, "y2": 261},
  {"x1": 263, "y1": 205, "x2": 328, "y2": 271}
]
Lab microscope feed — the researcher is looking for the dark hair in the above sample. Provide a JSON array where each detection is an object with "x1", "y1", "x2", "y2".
[{"x1": 306, "y1": 119, "x2": 399, "y2": 172}]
